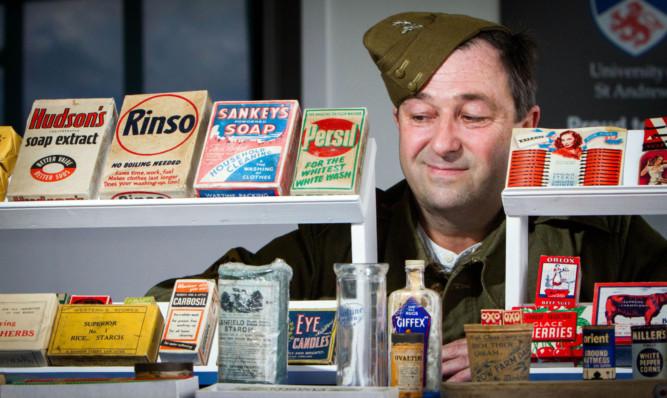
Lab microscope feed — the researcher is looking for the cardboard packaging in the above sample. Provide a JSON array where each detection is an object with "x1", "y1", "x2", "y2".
[
  {"x1": 194, "y1": 100, "x2": 301, "y2": 197},
  {"x1": 160, "y1": 279, "x2": 219, "y2": 365},
  {"x1": 0, "y1": 293, "x2": 60, "y2": 367},
  {"x1": 98, "y1": 90, "x2": 212, "y2": 199},
  {"x1": 47, "y1": 304, "x2": 164, "y2": 366},
  {"x1": 290, "y1": 108, "x2": 368, "y2": 195},
  {"x1": 288, "y1": 300, "x2": 336, "y2": 364},
  {"x1": 0, "y1": 126, "x2": 21, "y2": 201},
  {"x1": 7, "y1": 98, "x2": 117, "y2": 201}
]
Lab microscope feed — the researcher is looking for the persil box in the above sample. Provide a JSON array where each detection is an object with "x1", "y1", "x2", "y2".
[
  {"x1": 0, "y1": 293, "x2": 60, "y2": 367},
  {"x1": 290, "y1": 108, "x2": 368, "y2": 195},
  {"x1": 194, "y1": 100, "x2": 301, "y2": 197},
  {"x1": 47, "y1": 304, "x2": 164, "y2": 366},
  {"x1": 160, "y1": 279, "x2": 219, "y2": 366},
  {"x1": 99, "y1": 90, "x2": 212, "y2": 199},
  {"x1": 7, "y1": 98, "x2": 117, "y2": 201}
]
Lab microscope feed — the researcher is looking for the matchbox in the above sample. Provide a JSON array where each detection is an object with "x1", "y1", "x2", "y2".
[
  {"x1": 288, "y1": 300, "x2": 337, "y2": 365},
  {"x1": 592, "y1": 282, "x2": 667, "y2": 344}
]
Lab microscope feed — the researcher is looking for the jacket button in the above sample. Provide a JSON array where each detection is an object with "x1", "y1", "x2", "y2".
[
  {"x1": 430, "y1": 282, "x2": 444, "y2": 294},
  {"x1": 407, "y1": 81, "x2": 417, "y2": 91},
  {"x1": 394, "y1": 69, "x2": 405, "y2": 79}
]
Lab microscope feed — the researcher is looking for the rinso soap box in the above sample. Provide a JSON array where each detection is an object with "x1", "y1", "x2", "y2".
[
  {"x1": 99, "y1": 90, "x2": 212, "y2": 199},
  {"x1": 290, "y1": 108, "x2": 368, "y2": 195},
  {"x1": 7, "y1": 98, "x2": 117, "y2": 201},
  {"x1": 194, "y1": 100, "x2": 301, "y2": 197}
]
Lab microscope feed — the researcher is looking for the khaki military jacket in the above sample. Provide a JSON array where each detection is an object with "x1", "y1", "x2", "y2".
[{"x1": 147, "y1": 180, "x2": 667, "y2": 343}]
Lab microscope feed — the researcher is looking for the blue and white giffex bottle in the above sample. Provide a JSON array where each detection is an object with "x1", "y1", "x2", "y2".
[{"x1": 388, "y1": 259, "x2": 442, "y2": 398}]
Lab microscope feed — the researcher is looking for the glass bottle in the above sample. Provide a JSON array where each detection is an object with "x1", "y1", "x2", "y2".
[
  {"x1": 388, "y1": 259, "x2": 442, "y2": 397},
  {"x1": 334, "y1": 262, "x2": 388, "y2": 387}
]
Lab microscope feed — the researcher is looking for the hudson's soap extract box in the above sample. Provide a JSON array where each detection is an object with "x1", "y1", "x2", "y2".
[
  {"x1": 7, "y1": 99, "x2": 117, "y2": 201},
  {"x1": 99, "y1": 90, "x2": 212, "y2": 199}
]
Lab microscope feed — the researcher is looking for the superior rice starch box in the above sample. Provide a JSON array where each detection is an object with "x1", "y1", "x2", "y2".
[
  {"x1": 194, "y1": 100, "x2": 301, "y2": 197},
  {"x1": 7, "y1": 98, "x2": 117, "y2": 201},
  {"x1": 290, "y1": 108, "x2": 368, "y2": 195},
  {"x1": 99, "y1": 90, "x2": 212, "y2": 199},
  {"x1": 0, "y1": 293, "x2": 60, "y2": 367},
  {"x1": 160, "y1": 279, "x2": 219, "y2": 366},
  {"x1": 47, "y1": 304, "x2": 164, "y2": 366}
]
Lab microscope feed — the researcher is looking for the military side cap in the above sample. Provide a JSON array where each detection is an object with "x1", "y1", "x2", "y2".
[{"x1": 363, "y1": 12, "x2": 510, "y2": 107}]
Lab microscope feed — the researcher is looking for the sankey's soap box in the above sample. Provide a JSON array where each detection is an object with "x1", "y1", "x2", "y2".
[
  {"x1": 194, "y1": 100, "x2": 301, "y2": 197},
  {"x1": 7, "y1": 98, "x2": 117, "y2": 201},
  {"x1": 0, "y1": 293, "x2": 60, "y2": 367},
  {"x1": 99, "y1": 90, "x2": 212, "y2": 199},
  {"x1": 290, "y1": 108, "x2": 368, "y2": 195},
  {"x1": 160, "y1": 279, "x2": 219, "y2": 365},
  {"x1": 47, "y1": 304, "x2": 164, "y2": 366}
]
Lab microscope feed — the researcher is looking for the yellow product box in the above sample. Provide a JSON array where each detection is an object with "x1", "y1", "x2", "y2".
[
  {"x1": 0, "y1": 126, "x2": 22, "y2": 201},
  {"x1": 160, "y1": 279, "x2": 218, "y2": 366},
  {"x1": 0, "y1": 293, "x2": 60, "y2": 367},
  {"x1": 47, "y1": 304, "x2": 164, "y2": 366}
]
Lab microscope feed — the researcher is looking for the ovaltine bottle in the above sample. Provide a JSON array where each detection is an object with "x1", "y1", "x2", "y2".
[{"x1": 388, "y1": 260, "x2": 442, "y2": 398}]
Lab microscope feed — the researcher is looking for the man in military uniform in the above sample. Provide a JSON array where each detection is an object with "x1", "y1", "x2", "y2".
[{"x1": 148, "y1": 12, "x2": 667, "y2": 382}]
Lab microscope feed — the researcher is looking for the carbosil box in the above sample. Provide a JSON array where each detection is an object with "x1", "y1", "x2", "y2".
[
  {"x1": 160, "y1": 279, "x2": 219, "y2": 366},
  {"x1": 194, "y1": 100, "x2": 301, "y2": 197},
  {"x1": 99, "y1": 90, "x2": 212, "y2": 199},
  {"x1": 0, "y1": 293, "x2": 60, "y2": 367},
  {"x1": 291, "y1": 108, "x2": 368, "y2": 195},
  {"x1": 7, "y1": 98, "x2": 117, "y2": 201}
]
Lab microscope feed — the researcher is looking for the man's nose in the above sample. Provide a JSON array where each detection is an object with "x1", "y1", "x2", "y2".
[{"x1": 430, "y1": 119, "x2": 462, "y2": 156}]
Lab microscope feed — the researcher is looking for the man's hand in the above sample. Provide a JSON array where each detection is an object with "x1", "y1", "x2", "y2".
[{"x1": 441, "y1": 338, "x2": 471, "y2": 382}]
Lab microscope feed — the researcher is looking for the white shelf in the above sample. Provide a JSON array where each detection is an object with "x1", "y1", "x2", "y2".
[
  {"x1": 0, "y1": 139, "x2": 377, "y2": 231},
  {"x1": 501, "y1": 130, "x2": 667, "y2": 309},
  {"x1": 503, "y1": 185, "x2": 667, "y2": 216}
]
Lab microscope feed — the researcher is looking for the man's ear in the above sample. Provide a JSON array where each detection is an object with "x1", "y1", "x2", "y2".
[
  {"x1": 393, "y1": 107, "x2": 399, "y2": 127},
  {"x1": 520, "y1": 105, "x2": 540, "y2": 128}
]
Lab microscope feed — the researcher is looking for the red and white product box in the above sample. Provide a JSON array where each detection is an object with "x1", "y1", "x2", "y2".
[
  {"x1": 98, "y1": 91, "x2": 212, "y2": 199},
  {"x1": 193, "y1": 100, "x2": 301, "y2": 197},
  {"x1": 480, "y1": 309, "x2": 503, "y2": 325},
  {"x1": 69, "y1": 295, "x2": 112, "y2": 305},
  {"x1": 535, "y1": 255, "x2": 581, "y2": 308},
  {"x1": 0, "y1": 293, "x2": 60, "y2": 367},
  {"x1": 503, "y1": 309, "x2": 523, "y2": 325},
  {"x1": 520, "y1": 304, "x2": 592, "y2": 363},
  {"x1": 7, "y1": 98, "x2": 117, "y2": 201},
  {"x1": 290, "y1": 108, "x2": 368, "y2": 195},
  {"x1": 160, "y1": 279, "x2": 219, "y2": 366}
]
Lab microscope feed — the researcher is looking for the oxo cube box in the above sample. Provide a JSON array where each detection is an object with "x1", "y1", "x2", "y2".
[
  {"x1": 98, "y1": 90, "x2": 212, "y2": 199},
  {"x1": 193, "y1": 100, "x2": 301, "y2": 197},
  {"x1": 290, "y1": 108, "x2": 368, "y2": 195},
  {"x1": 7, "y1": 98, "x2": 117, "y2": 201}
]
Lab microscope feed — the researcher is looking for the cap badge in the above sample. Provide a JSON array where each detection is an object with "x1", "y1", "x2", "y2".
[{"x1": 392, "y1": 20, "x2": 424, "y2": 34}]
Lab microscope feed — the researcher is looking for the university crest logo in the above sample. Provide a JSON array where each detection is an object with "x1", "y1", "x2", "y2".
[{"x1": 590, "y1": 0, "x2": 667, "y2": 56}]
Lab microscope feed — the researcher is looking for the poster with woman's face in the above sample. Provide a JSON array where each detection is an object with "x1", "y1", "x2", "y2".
[
  {"x1": 508, "y1": 127, "x2": 627, "y2": 187},
  {"x1": 638, "y1": 150, "x2": 667, "y2": 185}
]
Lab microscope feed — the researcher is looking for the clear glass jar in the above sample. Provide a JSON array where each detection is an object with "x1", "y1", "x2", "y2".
[{"x1": 334, "y1": 263, "x2": 389, "y2": 387}]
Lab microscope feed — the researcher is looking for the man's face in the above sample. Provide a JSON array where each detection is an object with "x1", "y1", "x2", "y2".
[{"x1": 394, "y1": 40, "x2": 537, "y2": 217}]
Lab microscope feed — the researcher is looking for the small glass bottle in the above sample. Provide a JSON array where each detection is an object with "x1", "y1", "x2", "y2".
[{"x1": 388, "y1": 260, "x2": 442, "y2": 397}]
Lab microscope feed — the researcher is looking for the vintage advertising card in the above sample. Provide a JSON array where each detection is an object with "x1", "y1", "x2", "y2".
[
  {"x1": 592, "y1": 282, "x2": 667, "y2": 344},
  {"x1": 507, "y1": 126, "x2": 627, "y2": 187},
  {"x1": 638, "y1": 117, "x2": 667, "y2": 185},
  {"x1": 535, "y1": 255, "x2": 581, "y2": 308}
]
